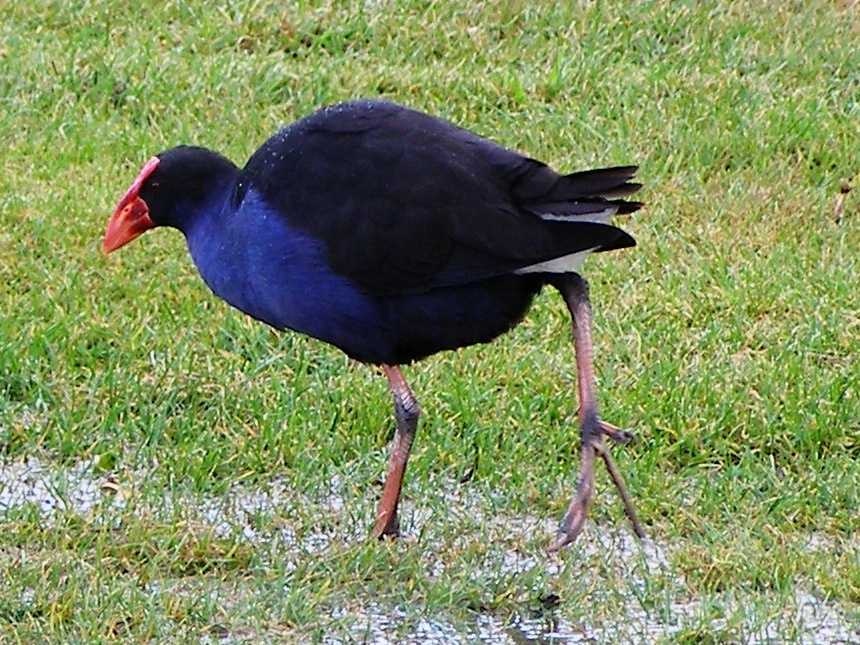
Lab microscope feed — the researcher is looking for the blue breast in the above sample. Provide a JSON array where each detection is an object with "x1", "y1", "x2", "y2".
[{"x1": 185, "y1": 190, "x2": 390, "y2": 361}]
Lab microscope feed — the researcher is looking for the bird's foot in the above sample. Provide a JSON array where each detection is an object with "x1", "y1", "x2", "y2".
[
  {"x1": 549, "y1": 418, "x2": 644, "y2": 552},
  {"x1": 576, "y1": 409, "x2": 634, "y2": 445},
  {"x1": 371, "y1": 510, "x2": 400, "y2": 540}
]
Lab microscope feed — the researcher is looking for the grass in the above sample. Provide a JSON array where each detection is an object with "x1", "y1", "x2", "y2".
[{"x1": 0, "y1": 0, "x2": 858, "y2": 641}]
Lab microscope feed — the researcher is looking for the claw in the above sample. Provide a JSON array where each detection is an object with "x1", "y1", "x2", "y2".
[
  {"x1": 599, "y1": 420, "x2": 635, "y2": 445},
  {"x1": 371, "y1": 511, "x2": 400, "y2": 540}
]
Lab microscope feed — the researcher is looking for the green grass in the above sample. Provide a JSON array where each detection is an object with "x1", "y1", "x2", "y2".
[{"x1": 1, "y1": 0, "x2": 858, "y2": 641}]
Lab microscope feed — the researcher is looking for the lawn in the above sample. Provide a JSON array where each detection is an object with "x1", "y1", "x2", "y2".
[{"x1": 0, "y1": 0, "x2": 858, "y2": 641}]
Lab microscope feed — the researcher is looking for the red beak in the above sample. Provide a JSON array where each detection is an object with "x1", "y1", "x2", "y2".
[
  {"x1": 103, "y1": 156, "x2": 160, "y2": 254},
  {"x1": 102, "y1": 196, "x2": 154, "y2": 253}
]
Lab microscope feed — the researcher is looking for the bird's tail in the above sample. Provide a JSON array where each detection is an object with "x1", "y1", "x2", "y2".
[
  {"x1": 523, "y1": 165, "x2": 643, "y2": 222},
  {"x1": 509, "y1": 164, "x2": 642, "y2": 275}
]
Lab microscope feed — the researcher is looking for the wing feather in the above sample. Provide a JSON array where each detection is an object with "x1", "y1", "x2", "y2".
[{"x1": 240, "y1": 100, "x2": 638, "y2": 296}]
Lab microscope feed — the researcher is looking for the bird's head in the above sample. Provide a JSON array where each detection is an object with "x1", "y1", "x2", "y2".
[{"x1": 103, "y1": 146, "x2": 238, "y2": 253}]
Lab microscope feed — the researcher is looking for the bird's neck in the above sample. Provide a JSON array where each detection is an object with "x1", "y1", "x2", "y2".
[
  {"x1": 146, "y1": 148, "x2": 240, "y2": 235},
  {"x1": 177, "y1": 179, "x2": 237, "y2": 239}
]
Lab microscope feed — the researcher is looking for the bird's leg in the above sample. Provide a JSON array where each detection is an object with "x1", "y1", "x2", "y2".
[
  {"x1": 575, "y1": 411, "x2": 635, "y2": 445},
  {"x1": 549, "y1": 274, "x2": 645, "y2": 551},
  {"x1": 371, "y1": 364, "x2": 421, "y2": 539}
]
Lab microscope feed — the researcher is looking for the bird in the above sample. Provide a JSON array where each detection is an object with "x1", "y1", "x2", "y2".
[{"x1": 102, "y1": 99, "x2": 645, "y2": 549}]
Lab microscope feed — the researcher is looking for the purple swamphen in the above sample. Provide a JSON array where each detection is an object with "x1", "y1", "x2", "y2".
[{"x1": 103, "y1": 100, "x2": 645, "y2": 549}]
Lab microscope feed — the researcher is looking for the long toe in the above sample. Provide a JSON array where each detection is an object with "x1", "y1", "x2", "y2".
[
  {"x1": 549, "y1": 444, "x2": 597, "y2": 552},
  {"x1": 549, "y1": 522, "x2": 584, "y2": 552},
  {"x1": 597, "y1": 445, "x2": 646, "y2": 539},
  {"x1": 598, "y1": 419, "x2": 635, "y2": 444},
  {"x1": 371, "y1": 512, "x2": 400, "y2": 540},
  {"x1": 574, "y1": 408, "x2": 635, "y2": 445}
]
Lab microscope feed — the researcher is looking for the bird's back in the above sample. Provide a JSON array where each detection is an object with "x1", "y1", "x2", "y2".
[
  {"x1": 238, "y1": 100, "x2": 640, "y2": 295},
  {"x1": 203, "y1": 99, "x2": 642, "y2": 363}
]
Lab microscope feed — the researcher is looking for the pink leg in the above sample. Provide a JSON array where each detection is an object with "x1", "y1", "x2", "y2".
[
  {"x1": 371, "y1": 365, "x2": 421, "y2": 539},
  {"x1": 549, "y1": 275, "x2": 645, "y2": 551}
]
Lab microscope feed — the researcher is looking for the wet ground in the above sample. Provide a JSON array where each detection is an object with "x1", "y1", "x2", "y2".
[{"x1": 2, "y1": 457, "x2": 857, "y2": 643}]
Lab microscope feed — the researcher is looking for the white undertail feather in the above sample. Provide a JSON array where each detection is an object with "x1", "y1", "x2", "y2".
[
  {"x1": 514, "y1": 248, "x2": 597, "y2": 274},
  {"x1": 536, "y1": 206, "x2": 618, "y2": 225},
  {"x1": 515, "y1": 205, "x2": 617, "y2": 274}
]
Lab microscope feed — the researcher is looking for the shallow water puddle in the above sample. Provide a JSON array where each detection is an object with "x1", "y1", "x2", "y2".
[
  {"x1": 2, "y1": 457, "x2": 857, "y2": 643},
  {"x1": 0, "y1": 456, "x2": 114, "y2": 516},
  {"x1": 324, "y1": 589, "x2": 858, "y2": 644}
]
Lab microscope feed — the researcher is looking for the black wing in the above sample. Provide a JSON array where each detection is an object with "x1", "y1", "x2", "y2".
[{"x1": 239, "y1": 100, "x2": 640, "y2": 296}]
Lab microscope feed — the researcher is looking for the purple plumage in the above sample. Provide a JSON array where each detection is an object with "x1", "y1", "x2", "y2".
[{"x1": 103, "y1": 99, "x2": 646, "y2": 547}]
